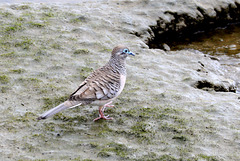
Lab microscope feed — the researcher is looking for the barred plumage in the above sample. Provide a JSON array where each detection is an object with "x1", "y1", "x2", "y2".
[{"x1": 38, "y1": 45, "x2": 134, "y2": 121}]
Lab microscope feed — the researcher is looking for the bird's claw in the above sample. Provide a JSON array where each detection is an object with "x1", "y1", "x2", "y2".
[
  {"x1": 93, "y1": 115, "x2": 113, "y2": 121},
  {"x1": 93, "y1": 101, "x2": 114, "y2": 121}
]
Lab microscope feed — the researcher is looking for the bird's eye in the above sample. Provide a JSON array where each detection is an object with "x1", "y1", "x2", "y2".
[{"x1": 123, "y1": 49, "x2": 128, "y2": 53}]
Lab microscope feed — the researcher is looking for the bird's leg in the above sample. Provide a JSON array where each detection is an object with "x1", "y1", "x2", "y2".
[
  {"x1": 104, "y1": 101, "x2": 114, "y2": 108},
  {"x1": 93, "y1": 101, "x2": 114, "y2": 121}
]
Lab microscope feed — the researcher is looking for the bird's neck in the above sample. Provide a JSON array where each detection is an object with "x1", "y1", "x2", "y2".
[{"x1": 108, "y1": 58, "x2": 126, "y2": 75}]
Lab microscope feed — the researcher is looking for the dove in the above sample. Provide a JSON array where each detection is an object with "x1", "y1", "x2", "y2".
[{"x1": 38, "y1": 45, "x2": 134, "y2": 121}]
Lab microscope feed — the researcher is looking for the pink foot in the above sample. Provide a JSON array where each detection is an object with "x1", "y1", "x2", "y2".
[
  {"x1": 93, "y1": 101, "x2": 114, "y2": 121},
  {"x1": 93, "y1": 114, "x2": 113, "y2": 121}
]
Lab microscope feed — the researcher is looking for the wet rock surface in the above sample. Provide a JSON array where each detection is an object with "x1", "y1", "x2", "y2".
[{"x1": 0, "y1": 1, "x2": 240, "y2": 160}]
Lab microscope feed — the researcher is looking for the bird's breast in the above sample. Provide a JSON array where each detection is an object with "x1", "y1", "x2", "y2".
[{"x1": 115, "y1": 74, "x2": 126, "y2": 97}]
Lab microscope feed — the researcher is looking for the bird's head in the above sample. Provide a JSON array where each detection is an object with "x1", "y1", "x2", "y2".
[{"x1": 111, "y1": 45, "x2": 135, "y2": 60}]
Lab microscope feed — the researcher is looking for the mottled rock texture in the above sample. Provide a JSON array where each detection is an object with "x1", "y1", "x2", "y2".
[{"x1": 0, "y1": 1, "x2": 239, "y2": 160}]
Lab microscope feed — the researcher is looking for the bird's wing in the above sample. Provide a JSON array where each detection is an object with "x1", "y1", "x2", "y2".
[{"x1": 69, "y1": 67, "x2": 120, "y2": 102}]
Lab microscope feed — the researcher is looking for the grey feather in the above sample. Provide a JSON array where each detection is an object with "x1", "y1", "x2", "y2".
[{"x1": 37, "y1": 103, "x2": 68, "y2": 120}]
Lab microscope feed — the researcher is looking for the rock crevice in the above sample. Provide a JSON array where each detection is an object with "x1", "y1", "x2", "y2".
[{"x1": 144, "y1": 2, "x2": 240, "y2": 49}]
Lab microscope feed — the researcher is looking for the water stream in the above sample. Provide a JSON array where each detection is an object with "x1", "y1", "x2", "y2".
[{"x1": 171, "y1": 23, "x2": 240, "y2": 65}]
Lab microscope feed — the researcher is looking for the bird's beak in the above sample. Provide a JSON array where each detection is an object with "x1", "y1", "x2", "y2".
[{"x1": 128, "y1": 52, "x2": 135, "y2": 56}]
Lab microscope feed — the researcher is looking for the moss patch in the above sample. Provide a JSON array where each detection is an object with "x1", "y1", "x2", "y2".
[
  {"x1": 10, "y1": 68, "x2": 26, "y2": 74},
  {"x1": 42, "y1": 95, "x2": 69, "y2": 110},
  {"x1": 4, "y1": 22, "x2": 24, "y2": 33},
  {"x1": 73, "y1": 49, "x2": 90, "y2": 55},
  {"x1": 98, "y1": 142, "x2": 134, "y2": 159},
  {"x1": 78, "y1": 66, "x2": 93, "y2": 79},
  {"x1": 16, "y1": 112, "x2": 37, "y2": 123},
  {"x1": 0, "y1": 75, "x2": 10, "y2": 84},
  {"x1": 0, "y1": 51, "x2": 16, "y2": 57},
  {"x1": 28, "y1": 21, "x2": 45, "y2": 28},
  {"x1": 197, "y1": 154, "x2": 218, "y2": 161},
  {"x1": 12, "y1": 4, "x2": 31, "y2": 10},
  {"x1": 14, "y1": 37, "x2": 33, "y2": 50}
]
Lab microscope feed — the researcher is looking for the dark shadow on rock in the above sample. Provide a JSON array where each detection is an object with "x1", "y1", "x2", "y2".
[{"x1": 194, "y1": 80, "x2": 236, "y2": 92}]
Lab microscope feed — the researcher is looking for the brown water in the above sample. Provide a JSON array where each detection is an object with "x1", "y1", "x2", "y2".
[{"x1": 172, "y1": 24, "x2": 240, "y2": 59}]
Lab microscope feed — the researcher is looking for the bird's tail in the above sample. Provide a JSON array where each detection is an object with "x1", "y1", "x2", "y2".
[
  {"x1": 37, "y1": 102, "x2": 69, "y2": 120},
  {"x1": 38, "y1": 100, "x2": 82, "y2": 120}
]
